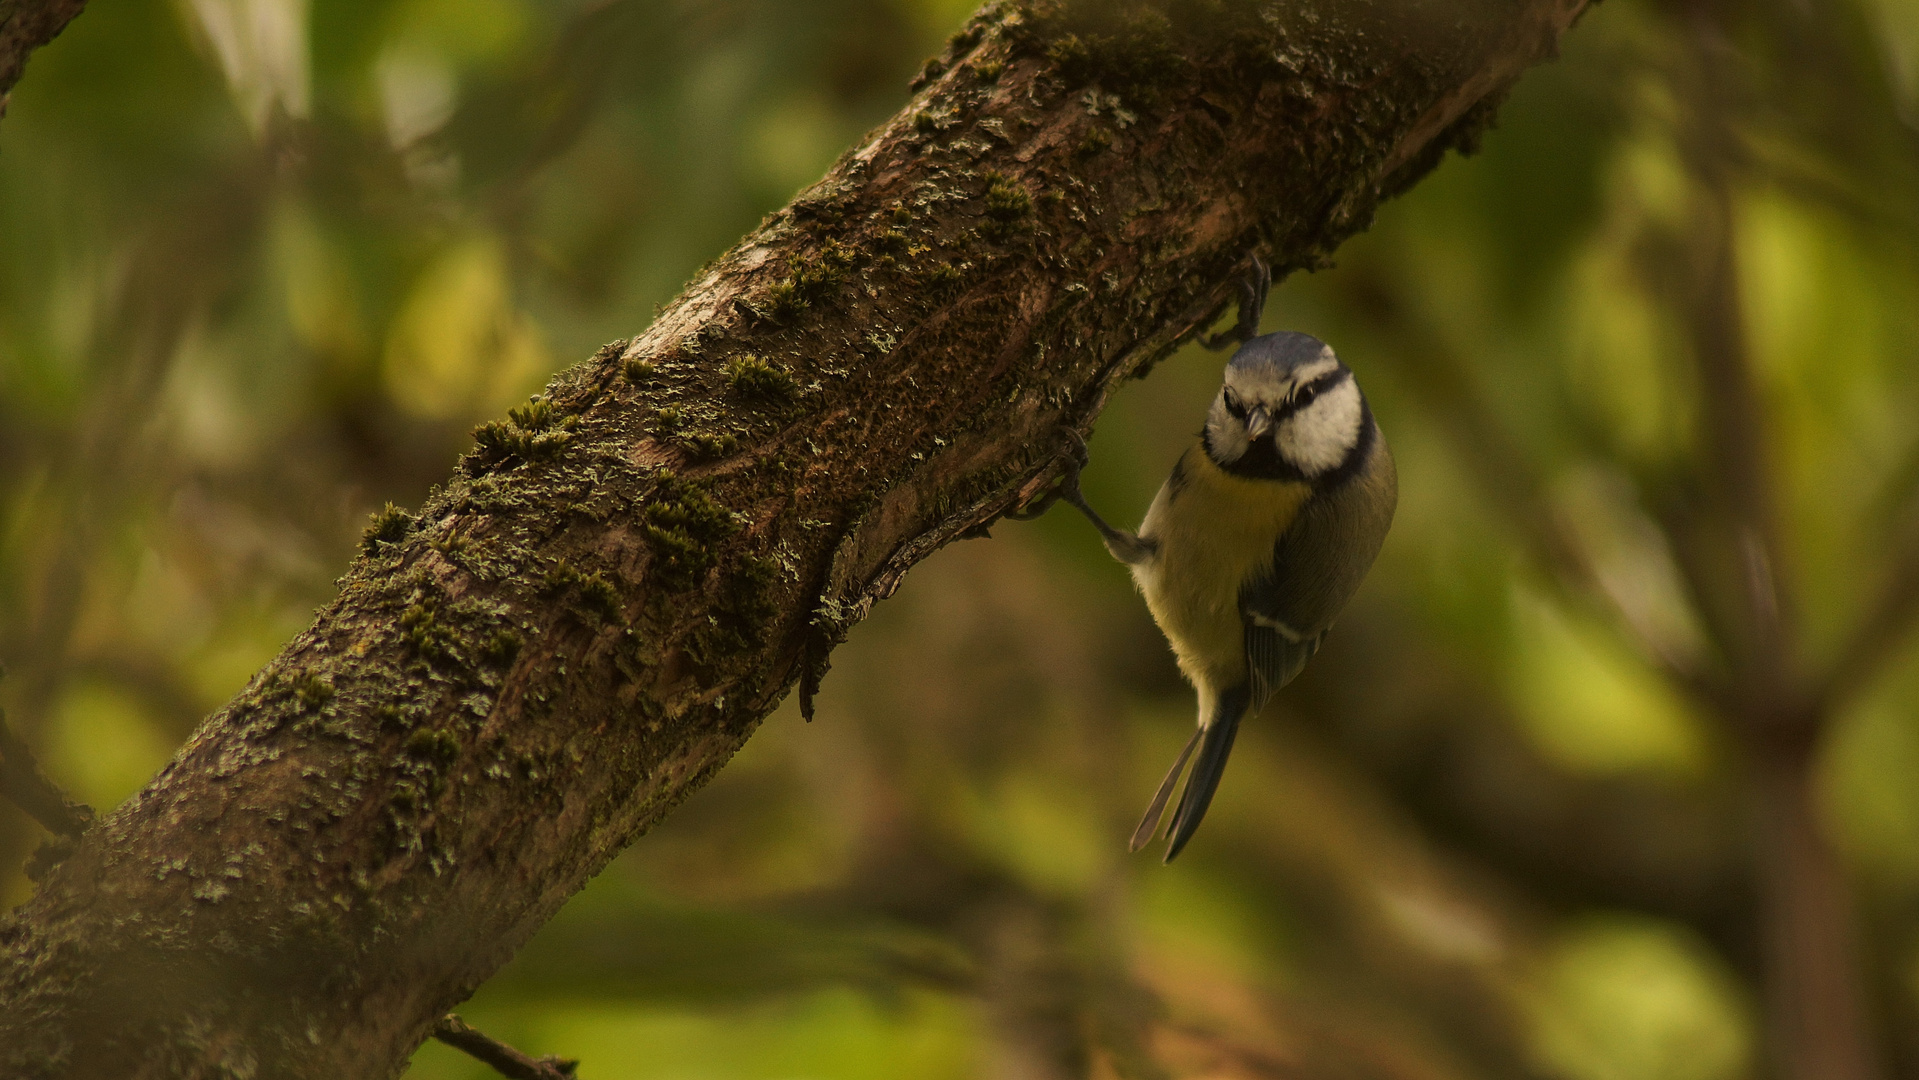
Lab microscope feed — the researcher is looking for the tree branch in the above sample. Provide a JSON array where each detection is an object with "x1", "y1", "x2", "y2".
[
  {"x1": 430, "y1": 1015, "x2": 577, "y2": 1080},
  {"x1": 0, "y1": 0, "x2": 86, "y2": 111},
  {"x1": 0, "y1": 1, "x2": 1592, "y2": 1074},
  {"x1": 0, "y1": 701, "x2": 92, "y2": 841},
  {"x1": 1813, "y1": 510, "x2": 1919, "y2": 715}
]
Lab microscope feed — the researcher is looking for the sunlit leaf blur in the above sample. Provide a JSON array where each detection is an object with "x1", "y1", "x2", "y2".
[{"x1": 4, "y1": 0, "x2": 1918, "y2": 1076}]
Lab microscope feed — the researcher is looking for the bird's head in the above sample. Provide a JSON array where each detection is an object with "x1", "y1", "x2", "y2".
[{"x1": 1204, "y1": 331, "x2": 1365, "y2": 480}]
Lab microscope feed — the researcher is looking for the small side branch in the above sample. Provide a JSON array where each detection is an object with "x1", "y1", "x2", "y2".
[
  {"x1": 0, "y1": 703, "x2": 93, "y2": 839},
  {"x1": 1815, "y1": 514, "x2": 1919, "y2": 714},
  {"x1": 431, "y1": 1014, "x2": 579, "y2": 1080}
]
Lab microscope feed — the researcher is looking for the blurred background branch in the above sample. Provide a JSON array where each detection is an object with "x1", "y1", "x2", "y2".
[{"x1": 0, "y1": 697, "x2": 91, "y2": 840}]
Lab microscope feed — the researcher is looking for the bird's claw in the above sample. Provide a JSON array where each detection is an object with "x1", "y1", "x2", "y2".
[
  {"x1": 1060, "y1": 428, "x2": 1090, "y2": 473},
  {"x1": 1200, "y1": 253, "x2": 1271, "y2": 351},
  {"x1": 1008, "y1": 429, "x2": 1089, "y2": 520}
]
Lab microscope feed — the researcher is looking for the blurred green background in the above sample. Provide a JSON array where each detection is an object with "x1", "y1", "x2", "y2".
[{"x1": 4, "y1": 0, "x2": 1919, "y2": 1076}]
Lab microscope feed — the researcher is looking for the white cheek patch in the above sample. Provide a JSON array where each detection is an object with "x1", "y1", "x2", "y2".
[{"x1": 1278, "y1": 379, "x2": 1361, "y2": 475}]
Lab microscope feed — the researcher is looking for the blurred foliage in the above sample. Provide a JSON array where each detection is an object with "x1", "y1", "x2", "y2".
[{"x1": 3, "y1": 0, "x2": 1919, "y2": 1076}]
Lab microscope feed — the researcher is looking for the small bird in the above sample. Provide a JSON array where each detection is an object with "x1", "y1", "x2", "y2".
[{"x1": 1036, "y1": 283, "x2": 1396, "y2": 861}]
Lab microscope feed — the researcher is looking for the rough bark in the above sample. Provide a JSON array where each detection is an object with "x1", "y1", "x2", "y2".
[
  {"x1": 0, "y1": 0, "x2": 1591, "y2": 1075},
  {"x1": 0, "y1": 0, "x2": 85, "y2": 110}
]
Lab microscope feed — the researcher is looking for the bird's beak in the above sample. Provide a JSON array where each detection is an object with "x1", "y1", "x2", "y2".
[{"x1": 1245, "y1": 406, "x2": 1273, "y2": 442}]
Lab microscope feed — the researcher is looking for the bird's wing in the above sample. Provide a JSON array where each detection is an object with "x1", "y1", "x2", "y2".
[
  {"x1": 1238, "y1": 502, "x2": 1336, "y2": 710},
  {"x1": 1242, "y1": 618, "x2": 1323, "y2": 714},
  {"x1": 1238, "y1": 471, "x2": 1393, "y2": 708},
  {"x1": 1238, "y1": 506, "x2": 1339, "y2": 712}
]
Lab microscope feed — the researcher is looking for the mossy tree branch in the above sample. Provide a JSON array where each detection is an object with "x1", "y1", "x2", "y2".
[
  {"x1": 0, "y1": 0, "x2": 1590, "y2": 1075},
  {"x1": 0, "y1": 0, "x2": 85, "y2": 110}
]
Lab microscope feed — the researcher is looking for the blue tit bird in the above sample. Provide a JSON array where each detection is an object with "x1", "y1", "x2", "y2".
[{"x1": 1046, "y1": 327, "x2": 1396, "y2": 862}]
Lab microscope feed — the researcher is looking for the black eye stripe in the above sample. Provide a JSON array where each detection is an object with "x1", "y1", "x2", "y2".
[
  {"x1": 1280, "y1": 370, "x2": 1348, "y2": 415},
  {"x1": 1303, "y1": 371, "x2": 1346, "y2": 398},
  {"x1": 1219, "y1": 371, "x2": 1348, "y2": 425}
]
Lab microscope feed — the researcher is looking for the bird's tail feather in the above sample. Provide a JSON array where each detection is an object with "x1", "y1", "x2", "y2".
[
  {"x1": 1161, "y1": 688, "x2": 1249, "y2": 863},
  {"x1": 1130, "y1": 726, "x2": 1201, "y2": 852}
]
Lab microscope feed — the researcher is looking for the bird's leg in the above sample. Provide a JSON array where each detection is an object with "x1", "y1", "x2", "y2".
[
  {"x1": 1059, "y1": 468, "x2": 1158, "y2": 566},
  {"x1": 1013, "y1": 431, "x2": 1157, "y2": 565},
  {"x1": 1200, "y1": 253, "x2": 1271, "y2": 350}
]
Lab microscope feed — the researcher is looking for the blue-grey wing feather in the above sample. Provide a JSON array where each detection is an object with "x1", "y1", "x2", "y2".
[
  {"x1": 1238, "y1": 433, "x2": 1396, "y2": 706},
  {"x1": 1243, "y1": 622, "x2": 1323, "y2": 712}
]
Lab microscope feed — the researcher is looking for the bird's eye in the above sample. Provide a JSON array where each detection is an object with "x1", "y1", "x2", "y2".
[
  {"x1": 1222, "y1": 388, "x2": 1247, "y2": 418},
  {"x1": 1291, "y1": 371, "x2": 1342, "y2": 408}
]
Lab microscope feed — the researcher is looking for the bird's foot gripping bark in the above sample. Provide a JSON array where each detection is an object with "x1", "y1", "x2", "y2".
[
  {"x1": 1007, "y1": 429, "x2": 1092, "y2": 522},
  {"x1": 1013, "y1": 431, "x2": 1156, "y2": 566},
  {"x1": 1200, "y1": 254, "x2": 1272, "y2": 350}
]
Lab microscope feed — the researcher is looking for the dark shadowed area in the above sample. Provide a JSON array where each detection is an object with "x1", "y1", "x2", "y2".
[{"x1": 2, "y1": 0, "x2": 1917, "y2": 1077}]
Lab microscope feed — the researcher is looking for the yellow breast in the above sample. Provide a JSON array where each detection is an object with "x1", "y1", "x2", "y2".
[{"x1": 1130, "y1": 446, "x2": 1310, "y2": 693}]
